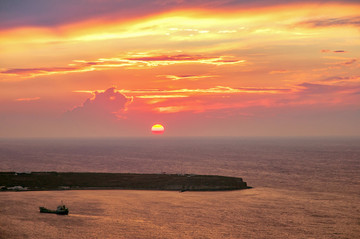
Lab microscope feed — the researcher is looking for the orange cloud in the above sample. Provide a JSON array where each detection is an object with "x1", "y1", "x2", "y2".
[
  {"x1": 124, "y1": 54, "x2": 244, "y2": 65},
  {"x1": 151, "y1": 98, "x2": 277, "y2": 114},
  {"x1": 340, "y1": 59, "x2": 357, "y2": 66},
  {"x1": 319, "y1": 75, "x2": 360, "y2": 84},
  {"x1": 1, "y1": 66, "x2": 94, "y2": 77},
  {"x1": 65, "y1": 87, "x2": 132, "y2": 120},
  {"x1": 136, "y1": 95, "x2": 189, "y2": 99},
  {"x1": 297, "y1": 16, "x2": 360, "y2": 28},
  {"x1": 15, "y1": 97, "x2": 40, "y2": 102},
  {"x1": 75, "y1": 86, "x2": 291, "y2": 97},
  {"x1": 321, "y1": 49, "x2": 348, "y2": 53},
  {"x1": 325, "y1": 58, "x2": 358, "y2": 69},
  {"x1": 72, "y1": 85, "x2": 296, "y2": 114},
  {"x1": 1, "y1": 53, "x2": 245, "y2": 78},
  {"x1": 158, "y1": 74, "x2": 217, "y2": 81},
  {"x1": 269, "y1": 70, "x2": 290, "y2": 74}
]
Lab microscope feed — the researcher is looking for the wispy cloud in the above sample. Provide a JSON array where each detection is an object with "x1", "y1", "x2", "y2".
[
  {"x1": 75, "y1": 86, "x2": 290, "y2": 96},
  {"x1": 158, "y1": 74, "x2": 217, "y2": 81},
  {"x1": 325, "y1": 58, "x2": 358, "y2": 68},
  {"x1": 136, "y1": 95, "x2": 189, "y2": 99},
  {"x1": 340, "y1": 59, "x2": 357, "y2": 66},
  {"x1": 15, "y1": 97, "x2": 40, "y2": 102},
  {"x1": 1, "y1": 53, "x2": 245, "y2": 78},
  {"x1": 298, "y1": 82, "x2": 360, "y2": 95},
  {"x1": 2, "y1": 1, "x2": 359, "y2": 29},
  {"x1": 321, "y1": 49, "x2": 348, "y2": 53},
  {"x1": 297, "y1": 16, "x2": 360, "y2": 28},
  {"x1": 122, "y1": 54, "x2": 245, "y2": 66},
  {"x1": 1, "y1": 66, "x2": 94, "y2": 77},
  {"x1": 320, "y1": 75, "x2": 360, "y2": 84},
  {"x1": 269, "y1": 70, "x2": 290, "y2": 74}
]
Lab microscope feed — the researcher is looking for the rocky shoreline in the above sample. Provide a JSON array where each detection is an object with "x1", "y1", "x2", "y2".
[{"x1": 0, "y1": 172, "x2": 250, "y2": 192}]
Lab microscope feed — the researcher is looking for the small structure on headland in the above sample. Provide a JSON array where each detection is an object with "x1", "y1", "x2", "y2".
[{"x1": 3, "y1": 185, "x2": 28, "y2": 191}]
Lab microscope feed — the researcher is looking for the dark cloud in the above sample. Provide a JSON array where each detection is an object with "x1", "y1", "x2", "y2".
[
  {"x1": 321, "y1": 49, "x2": 348, "y2": 53},
  {"x1": 1, "y1": 0, "x2": 358, "y2": 29},
  {"x1": 1, "y1": 67, "x2": 78, "y2": 76},
  {"x1": 298, "y1": 83, "x2": 342, "y2": 94},
  {"x1": 341, "y1": 59, "x2": 357, "y2": 65},
  {"x1": 0, "y1": 0, "x2": 156, "y2": 29},
  {"x1": 320, "y1": 75, "x2": 360, "y2": 84},
  {"x1": 321, "y1": 76, "x2": 348, "y2": 82},
  {"x1": 298, "y1": 82, "x2": 360, "y2": 95},
  {"x1": 178, "y1": 75, "x2": 197, "y2": 77},
  {"x1": 65, "y1": 87, "x2": 131, "y2": 120},
  {"x1": 298, "y1": 16, "x2": 360, "y2": 28}
]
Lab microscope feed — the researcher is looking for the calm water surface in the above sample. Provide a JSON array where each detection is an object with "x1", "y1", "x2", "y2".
[{"x1": 0, "y1": 138, "x2": 359, "y2": 238}]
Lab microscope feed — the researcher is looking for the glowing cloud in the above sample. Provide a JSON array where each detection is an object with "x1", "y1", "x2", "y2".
[
  {"x1": 1, "y1": 1, "x2": 360, "y2": 137},
  {"x1": 66, "y1": 87, "x2": 131, "y2": 120},
  {"x1": 158, "y1": 74, "x2": 217, "y2": 81},
  {"x1": 1, "y1": 53, "x2": 245, "y2": 78},
  {"x1": 74, "y1": 86, "x2": 291, "y2": 98},
  {"x1": 15, "y1": 97, "x2": 40, "y2": 102}
]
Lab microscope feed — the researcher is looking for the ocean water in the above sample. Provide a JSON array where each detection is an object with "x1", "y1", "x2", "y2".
[{"x1": 0, "y1": 138, "x2": 359, "y2": 238}]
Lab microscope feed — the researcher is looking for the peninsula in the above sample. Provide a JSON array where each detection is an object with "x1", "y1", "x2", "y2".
[{"x1": 0, "y1": 172, "x2": 249, "y2": 192}]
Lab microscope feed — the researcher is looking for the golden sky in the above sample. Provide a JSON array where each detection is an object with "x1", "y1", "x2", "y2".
[{"x1": 0, "y1": 0, "x2": 359, "y2": 137}]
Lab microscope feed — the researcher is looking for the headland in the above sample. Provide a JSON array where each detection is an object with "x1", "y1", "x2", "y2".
[{"x1": 0, "y1": 172, "x2": 249, "y2": 192}]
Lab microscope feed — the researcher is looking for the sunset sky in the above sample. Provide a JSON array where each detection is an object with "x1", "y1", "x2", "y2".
[{"x1": 0, "y1": 0, "x2": 359, "y2": 137}]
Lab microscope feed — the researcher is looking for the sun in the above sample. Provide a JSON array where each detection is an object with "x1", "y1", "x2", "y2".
[{"x1": 151, "y1": 124, "x2": 165, "y2": 134}]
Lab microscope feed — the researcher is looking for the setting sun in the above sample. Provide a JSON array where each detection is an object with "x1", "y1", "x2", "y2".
[
  {"x1": 1, "y1": 1, "x2": 359, "y2": 238},
  {"x1": 0, "y1": 0, "x2": 359, "y2": 138},
  {"x1": 151, "y1": 124, "x2": 165, "y2": 134}
]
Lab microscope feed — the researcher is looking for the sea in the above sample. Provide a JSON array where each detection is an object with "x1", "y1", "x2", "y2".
[{"x1": 0, "y1": 137, "x2": 359, "y2": 238}]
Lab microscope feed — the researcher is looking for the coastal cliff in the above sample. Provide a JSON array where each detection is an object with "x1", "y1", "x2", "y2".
[{"x1": 0, "y1": 172, "x2": 249, "y2": 191}]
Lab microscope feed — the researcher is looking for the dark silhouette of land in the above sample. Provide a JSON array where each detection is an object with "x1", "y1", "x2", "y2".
[{"x1": 0, "y1": 172, "x2": 249, "y2": 191}]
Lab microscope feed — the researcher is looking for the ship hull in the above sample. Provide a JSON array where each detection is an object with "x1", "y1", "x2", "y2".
[{"x1": 39, "y1": 207, "x2": 69, "y2": 215}]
